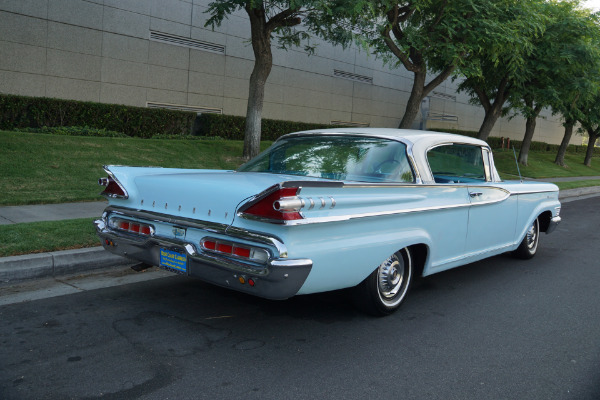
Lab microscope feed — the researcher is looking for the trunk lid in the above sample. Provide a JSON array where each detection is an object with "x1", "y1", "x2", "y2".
[{"x1": 106, "y1": 166, "x2": 300, "y2": 225}]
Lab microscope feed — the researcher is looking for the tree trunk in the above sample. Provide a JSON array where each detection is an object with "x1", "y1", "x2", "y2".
[
  {"x1": 555, "y1": 120, "x2": 574, "y2": 166},
  {"x1": 243, "y1": 57, "x2": 271, "y2": 160},
  {"x1": 517, "y1": 104, "x2": 542, "y2": 166},
  {"x1": 399, "y1": 71, "x2": 426, "y2": 129},
  {"x1": 242, "y1": 6, "x2": 273, "y2": 161},
  {"x1": 584, "y1": 128, "x2": 598, "y2": 167},
  {"x1": 477, "y1": 105, "x2": 503, "y2": 142}
]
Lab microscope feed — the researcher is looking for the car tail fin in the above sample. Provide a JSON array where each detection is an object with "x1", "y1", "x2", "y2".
[
  {"x1": 98, "y1": 167, "x2": 128, "y2": 199},
  {"x1": 238, "y1": 185, "x2": 304, "y2": 222}
]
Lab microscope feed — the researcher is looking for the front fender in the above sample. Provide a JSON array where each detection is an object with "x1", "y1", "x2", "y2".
[{"x1": 515, "y1": 193, "x2": 561, "y2": 247}]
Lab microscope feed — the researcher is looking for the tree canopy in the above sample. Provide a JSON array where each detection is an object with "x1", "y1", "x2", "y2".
[
  {"x1": 506, "y1": 1, "x2": 600, "y2": 165},
  {"x1": 455, "y1": 0, "x2": 548, "y2": 141},
  {"x1": 318, "y1": 0, "x2": 533, "y2": 129}
]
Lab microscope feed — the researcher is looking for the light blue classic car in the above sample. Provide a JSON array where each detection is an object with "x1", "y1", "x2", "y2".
[{"x1": 95, "y1": 129, "x2": 561, "y2": 315}]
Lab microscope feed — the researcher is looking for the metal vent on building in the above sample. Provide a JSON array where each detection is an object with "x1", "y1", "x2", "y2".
[
  {"x1": 330, "y1": 120, "x2": 370, "y2": 127},
  {"x1": 428, "y1": 112, "x2": 458, "y2": 122},
  {"x1": 147, "y1": 102, "x2": 223, "y2": 114},
  {"x1": 431, "y1": 91, "x2": 457, "y2": 101},
  {"x1": 333, "y1": 70, "x2": 373, "y2": 84},
  {"x1": 149, "y1": 31, "x2": 225, "y2": 54}
]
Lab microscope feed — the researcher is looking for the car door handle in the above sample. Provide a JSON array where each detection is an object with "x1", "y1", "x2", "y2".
[{"x1": 469, "y1": 192, "x2": 483, "y2": 198}]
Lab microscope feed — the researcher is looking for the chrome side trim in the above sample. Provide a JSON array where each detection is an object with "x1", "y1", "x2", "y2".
[
  {"x1": 103, "y1": 206, "x2": 289, "y2": 257},
  {"x1": 247, "y1": 202, "x2": 472, "y2": 226},
  {"x1": 238, "y1": 186, "x2": 512, "y2": 225},
  {"x1": 509, "y1": 189, "x2": 560, "y2": 196}
]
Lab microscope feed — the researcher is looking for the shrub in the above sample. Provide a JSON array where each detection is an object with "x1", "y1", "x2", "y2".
[
  {"x1": 3, "y1": 93, "x2": 598, "y2": 155},
  {"x1": 16, "y1": 126, "x2": 128, "y2": 137},
  {"x1": 0, "y1": 94, "x2": 196, "y2": 137},
  {"x1": 196, "y1": 113, "x2": 335, "y2": 141}
]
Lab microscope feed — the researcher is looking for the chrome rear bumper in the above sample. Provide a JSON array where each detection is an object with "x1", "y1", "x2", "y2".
[{"x1": 95, "y1": 218, "x2": 312, "y2": 300}]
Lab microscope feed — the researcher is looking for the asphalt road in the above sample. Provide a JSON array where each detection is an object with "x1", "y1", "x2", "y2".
[{"x1": 1, "y1": 197, "x2": 599, "y2": 400}]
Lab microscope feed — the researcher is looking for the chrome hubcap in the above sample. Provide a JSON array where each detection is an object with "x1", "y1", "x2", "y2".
[
  {"x1": 378, "y1": 255, "x2": 404, "y2": 299},
  {"x1": 526, "y1": 221, "x2": 538, "y2": 250}
]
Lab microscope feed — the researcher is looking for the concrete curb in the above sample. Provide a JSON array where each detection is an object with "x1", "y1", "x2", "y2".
[
  {"x1": 0, "y1": 247, "x2": 130, "y2": 284},
  {"x1": 559, "y1": 186, "x2": 600, "y2": 200}
]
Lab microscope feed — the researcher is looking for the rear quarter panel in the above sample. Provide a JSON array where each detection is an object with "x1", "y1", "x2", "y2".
[{"x1": 233, "y1": 185, "x2": 472, "y2": 294}]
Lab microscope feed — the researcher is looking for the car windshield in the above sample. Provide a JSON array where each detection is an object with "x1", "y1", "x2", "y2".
[{"x1": 238, "y1": 135, "x2": 414, "y2": 183}]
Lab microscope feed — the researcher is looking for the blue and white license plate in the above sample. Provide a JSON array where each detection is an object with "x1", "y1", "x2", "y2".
[{"x1": 159, "y1": 248, "x2": 187, "y2": 273}]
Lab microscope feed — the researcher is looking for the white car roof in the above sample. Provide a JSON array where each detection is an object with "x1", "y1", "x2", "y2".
[
  {"x1": 289, "y1": 128, "x2": 489, "y2": 149},
  {"x1": 287, "y1": 128, "x2": 492, "y2": 184}
]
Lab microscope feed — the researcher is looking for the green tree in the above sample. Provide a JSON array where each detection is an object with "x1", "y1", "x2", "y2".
[
  {"x1": 576, "y1": 93, "x2": 600, "y2": 167},
  {"x1": 205, "y1": 1, "x2": 318, "y2": 160},
  {"x1": 510, "y1": 1, "x2": 600, "y2": 166},
  {"x1": 552, "y1": 7, "x2": 600, "y2": 167},
  {"x1": 456, "y1": 0, "x2": 547, "y2": 141},
  {"x1": 315, "y1": 0, "x2": 526, "y2": 129}
]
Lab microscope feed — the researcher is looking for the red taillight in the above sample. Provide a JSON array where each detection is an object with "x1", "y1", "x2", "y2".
[
  {"x1": 111, "y1": 218, "x2": 153, "y2": 236},
  {"x1": 240, "y1": 187, "x2": 303, "y2": 221},
  {"x1": 201, "y1": 239, "x2": 269, "y2": 263},
  {"x1": 99, "y1": 176, "x2": 127, "y2": 198},
  {"x1": 216, "y1": 243, "x2": 233, "y2": 254},
  {"x1": 233, "y1": 247, "x2": 251, "y2": 258}
]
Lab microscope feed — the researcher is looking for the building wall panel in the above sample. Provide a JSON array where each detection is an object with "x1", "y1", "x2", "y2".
[
  {"x1": 46, "y1": 76, "x2": 100, "y2": 102},
  {"x1": 0, "y1": 0, "x2": 576, "y2": 144},
  {"x1": 0, "y1": 11, "x2": 47, "y2": 47}
]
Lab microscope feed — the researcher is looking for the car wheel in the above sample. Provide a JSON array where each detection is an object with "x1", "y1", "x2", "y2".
[
  {"x1": 513, "y1": 218, "x2": 539, "y2": 259},
  {"x1": 352, "y1": 248, "x2": 413, "y2": 316}
]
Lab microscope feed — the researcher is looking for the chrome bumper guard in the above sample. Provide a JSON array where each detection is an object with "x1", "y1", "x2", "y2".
[
  {"x1": 95, "y1": 218, "x2": 312, "y2": 300},
  {"x1": 546, "y1": 216, "x2": 561, "y2": 234}
]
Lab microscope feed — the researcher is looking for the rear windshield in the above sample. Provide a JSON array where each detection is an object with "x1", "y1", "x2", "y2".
[{"x1": 238, "y1": 135, "x2": 415, "y2": 183}]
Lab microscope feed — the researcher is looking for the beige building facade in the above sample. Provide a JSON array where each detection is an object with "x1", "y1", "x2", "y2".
[{"x1": 0, "y1": 0, "x2": 574, "y2": 144}]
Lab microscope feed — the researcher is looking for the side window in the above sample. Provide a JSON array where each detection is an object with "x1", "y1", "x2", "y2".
[{"x1": 427, "y1": 144, "x2": 486, "y2": 184}]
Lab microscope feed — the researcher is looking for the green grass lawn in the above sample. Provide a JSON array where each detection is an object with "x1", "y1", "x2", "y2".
[
  {"x1": 555, "y1": 179, "x2": 600, "y2": 190},
  {"x1": 0, "y1": 130, "x2": 271, "y2": 206},
  {"x1": 0, "y1": 218, "x2": 99, "y2": 257},
  {"x1": 493, "y1": 149, "x2": 600, "y2": 179}
]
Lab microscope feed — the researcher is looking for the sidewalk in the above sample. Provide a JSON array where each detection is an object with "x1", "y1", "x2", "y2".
[
  {"x1": 0, "y1": 201, "x2": 107, "y2": 225},
  {"x1": 532, "y1": 175, "x2": 600, "y2": 182},
  {"x1": 1, "y1": 183, "x2": 600, "y2": 285}
]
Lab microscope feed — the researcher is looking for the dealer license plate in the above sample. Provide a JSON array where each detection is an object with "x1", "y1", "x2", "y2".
[{"x1": 159, "y1": 248, "x2": 187, "y2": 274}]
